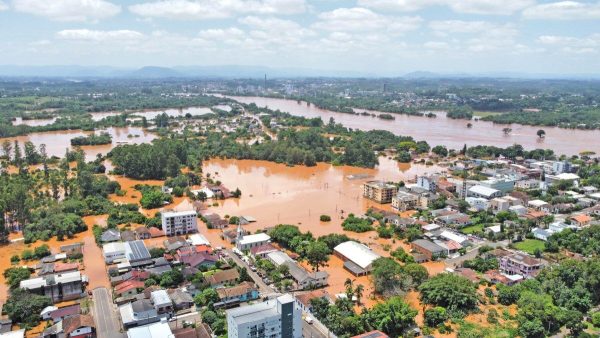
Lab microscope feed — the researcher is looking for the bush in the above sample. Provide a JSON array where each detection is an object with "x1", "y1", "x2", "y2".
[
  {"x1": 592, "y1": 312, "x2": 600, "y2": 327},
  {"x1": 319, "y1": 215, "x2": 331, "y2": 222},
  {"x1": 424, "y1": 307, "x2": 447, "y2": 327},
  {"x1": 341, "y1": 214, "x2": 374, "y2": 233}
]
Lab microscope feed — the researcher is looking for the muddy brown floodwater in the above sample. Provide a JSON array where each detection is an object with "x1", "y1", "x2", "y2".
[
  {"x1": 226, "y1": 95, "x2": 600, "y2": 156},
  {"x1": 1, "y1": 126, "x2": 156, "y2": 161}
]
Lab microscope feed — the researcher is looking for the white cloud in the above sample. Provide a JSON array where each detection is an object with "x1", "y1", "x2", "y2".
[
  {"x1": 313, "y1": 7, "x2": 422, "y2": 35},
  {"x1": 56, "y1": 29, "x2": 144, "y2": 42},
  {"x1": 129, "y1": 0, "x2": 306, "y2": 20},
  {"x1": 538, "y1": 34, "x2": 600, "y2": 53},
  {"x1": 523, "y1": 1, "x2": 600, "y2": 20},
  {"x1": 12, "y1": 0, "x2": 121, "y2": 21},
  {"x1": 358, "y1": 0, "x2": 534, "y2": 15},
  {"x1": 429, "y1": 20, "x2": 494, "y2": 35},
  {"x1": 423, "y1": 41, "x2": 450, "y2": 49},
  {"x1": 0, "y1": 1, "x2": 8, "y2": 10}
]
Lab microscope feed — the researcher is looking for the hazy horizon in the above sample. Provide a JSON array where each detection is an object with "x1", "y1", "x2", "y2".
[{"x1": 0, "y1": 0, "x2": 599, "y2": 75}]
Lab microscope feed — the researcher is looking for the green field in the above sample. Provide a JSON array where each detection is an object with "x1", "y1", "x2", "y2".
[
  {"x1": 513, "y1": 239, "x2": 545, "y2": 254},
  {"x1": 461, "y1": 224, "x2": 484, "y2": 234},
  {"x1": 474, "y1": 111, "x2": 503, "y2": 118}
]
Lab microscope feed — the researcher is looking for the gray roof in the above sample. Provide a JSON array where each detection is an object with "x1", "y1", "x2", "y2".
[
  {"x1": 126, "y1": 240, "x2": 151, "y2": 262},
  {"x1": 412, "y1": 239, "x2": 445, "y2": 253},
  {"x1": 101, "y1": 229, "x2": 121, "y2": 242}
]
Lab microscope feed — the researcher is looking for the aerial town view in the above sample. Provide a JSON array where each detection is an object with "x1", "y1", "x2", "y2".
[{"x1": 1, "y1": 1, "x2": 600, "y2": 338}]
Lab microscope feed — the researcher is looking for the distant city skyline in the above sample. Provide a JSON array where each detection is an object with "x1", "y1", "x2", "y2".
[{"x1": 0, "y1": 0, "x2": 599, "y2": 75}]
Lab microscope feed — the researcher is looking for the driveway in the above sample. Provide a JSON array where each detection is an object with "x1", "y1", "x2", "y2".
[{"x1": 91, "y1": 287, "x2": 126, "y2": 338}]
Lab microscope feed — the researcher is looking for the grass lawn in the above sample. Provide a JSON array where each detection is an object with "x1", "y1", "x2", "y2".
[
  {"x1": 461, "y1": 224, "x2": 484, "y2": 234},
  {"x1": 513, "y1": 239, "x2": 545, "y2": 255}
]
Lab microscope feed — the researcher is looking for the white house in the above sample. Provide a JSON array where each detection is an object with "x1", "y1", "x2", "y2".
[
  {"x1": 468, "y1": 185, "x2": 502, "y2": 199},
  {"x1": 103, "y1": 242, "x2": 127, "y2": 263},
  {"x1": 237, "y1": 233, "x2": 271, "y2": 251}
]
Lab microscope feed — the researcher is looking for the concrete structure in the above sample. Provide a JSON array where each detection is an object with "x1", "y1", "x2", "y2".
[
  {"x1": 215, "y1": 281, "x2": 260, "y2": 309},
  {"x1": 468, "y1": 185, "x2": 502, "y2": 199},
  {"x1": 416, "y1": 175, "x2": 437, "y2": 193},
  {"x1": 226, "y1": 294, "x2": 302, "y2": 338},
  {"x1": 391, "y1": 190, "x2": 419, "y2": 211},
  {"x1": 480, "y1": 178, "x2": 515, "y2": 194},
  {"x1": 161, "y1": 210, "x2": 198, "y2": 236},
  {"x1": 333, "y1": 241, "x2": 380, "y2": 276},
  {"x1": 266, "y1": 251, "x2": 328, "y2": 289},
  {"x1": 499, "y1": 252, "x2": 542, "y2": 278},
  {"x1": 363, "y1": 181, "x2": 398, "y2": 204},
  {"x1": 119, "y1": 299, "x2": 160, "y2": 329},
  {"x1": 20, "y1": 271, "x2": 86, "y2": 303},
  {"x1": 102, "y1": 242, "x2": 127, "y2": 263},
  {"x1": 150, "y1": 290, "x2": 173, "y2": 316}
]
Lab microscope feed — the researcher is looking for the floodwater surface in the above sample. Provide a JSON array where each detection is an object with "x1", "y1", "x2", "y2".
[{"x1": 226, "y1": 95, "x2": 599, "y2": 156}]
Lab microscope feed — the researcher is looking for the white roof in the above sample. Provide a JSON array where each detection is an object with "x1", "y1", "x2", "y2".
[
  {"x1": 555, "y1": 173, "x2": 580, "y2": 180},
  {"x1": 333, "y1": 241, "x2": 380, "y2": 269},
  {"x1": 422, "y1": 223, "x2": 440, "y2": 231},
  {"x1": 0, "y1": 329, "x2": 25, "y2": 338},
  {"x1": 486, "y1": 225, "x2": 501, "y2": 233},
  {"x1": 239, "y1": 233, "x2": 271, "y2": 246},
  {"x1": 162, "y1": 210, "x2": 196, "y2": 218},
  {"x1": 266, "y1": 251, "x2": 293, "y2": 266},
  {"x1": 440, "y1": 230, "x2": 468, "y2": 244},
  {"x1": 468, "y1": 185, "x2": 500, "y2": 197},
  {"x1": 150, "y1": 290, "x2": 171, "y2": 306},
  {"x1": 528, "y1": 199, "x2": 549, "y2": 207},
  {"x1": 127, "y1": 321, "x2": 172, "y2": 338},
  {"x1": 103, "y1": 242, "x2": 126, "y2": 254},
  {"x1": 188, "y1": 234, "x2": 210, "y2": 246},
  {"x1": 20, "y1": 271, "x2": 82, "y2": 289}
]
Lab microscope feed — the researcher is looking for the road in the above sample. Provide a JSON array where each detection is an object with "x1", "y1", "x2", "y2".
[
  {"x1": 91, "y1": 287, "x2": 126, "y2": 338},
  {"x1": 303, "y1": 320, "x2": 329, "y2": 338},
  {"x1": 225, "y1": 249, "x2": 274, "y2": 295},
  {"x1": 445, "y1": 240, "x2": 509, "y2": 268}
]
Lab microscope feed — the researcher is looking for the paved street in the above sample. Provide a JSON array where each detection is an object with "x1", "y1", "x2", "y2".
[
  {"x1": 225, "y1": 249, "x2": 274, "y2": 295},
  {"x1": 91, "y1": 287, "x2": 126, "y2": 338},
  {"x1": 303, "y1": 320, "x2": 329, "y2": 338}
]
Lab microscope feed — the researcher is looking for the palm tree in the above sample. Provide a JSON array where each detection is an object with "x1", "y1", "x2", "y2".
[
  {"x1": 344, "y1": 278, "x2": 354, "y2": 299},
  {"x1": 467, "y1": 123, "x2": 473, "y2": 128},
  {"x1": 354, "y1": 284, "x2": 364, "y2": 306}
]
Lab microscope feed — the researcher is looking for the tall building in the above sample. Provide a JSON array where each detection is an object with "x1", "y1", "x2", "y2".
[
  {"x1": 226, "y1": 294, "x2": 302, "y2": 338},
  {"x1": 363, "y1": 181, "x2": 398, "y2": 204},
  {"x1": 161, "y1": 210, "x2": 197, "y2": 236}
]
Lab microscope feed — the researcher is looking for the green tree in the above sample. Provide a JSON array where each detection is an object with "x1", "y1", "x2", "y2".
[
  {"x1": 3, "y1": 289, "x2": 52, "y2": 328},
  {"x1": 305, "y1": 241, "x2": 330, "y2": 272},
  {"x1": 419, "y1": 273, "x2": 478, "y2": 314},
  {"x1": 363, "y1": 297, "x2": 417, "y2": 337},
  {"x1": 3, "y1": 267, "x2": 31, "y2": 289},
  {"x1": 424, "y1": 307, "x2": 448, "y2": 327},
  {"x1": 537, "y1": 129, "x2": 546, "y2": 138}
]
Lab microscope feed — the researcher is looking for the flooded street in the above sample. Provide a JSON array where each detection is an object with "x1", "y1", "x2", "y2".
[{"x1": 227, "y1": 95, "x2": 599, "y2": 156}]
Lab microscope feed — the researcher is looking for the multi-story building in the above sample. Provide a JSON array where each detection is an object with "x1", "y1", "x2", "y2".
[
  {"x1": 20, "y1": 271, "x2": 86, "y2": 302},
  {"x1": 161, "y1": 210, "x2": 198, "y2": 236},
  {"x1": 499, "y1": 252, "x2": 542, "y2": 278},
  {"x1": 226, "y1": 294, "x2": 302, "y2": 338},
  {"x1": 391, "y1": 190, "x2": 419, "y2": 211},
  {"x1": 416, "y1": 175, "x2": 438, "y2": 193},
  {"x1": 363, "y1": 181, "x2": 398, "y2": 204}
]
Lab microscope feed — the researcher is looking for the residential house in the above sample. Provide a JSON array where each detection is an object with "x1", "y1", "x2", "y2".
[
  {"x1": 204, "y1": 214, "x2": 229, "y2": 229},
  {"x1": 178, "y1": 252, "x2": 219, "y2": 269},
  {"x1": 352, "y1": 331, "x2": 390, "y2": 338},
  {"x1": 150, "y1": 290, "x2": 173, "y2": 316},
  {"x1": 528, "y1": 200, "x2": 550, "y2": 212},
  {"x1": 411, "y1": 239, "x2": 446, "y2": 261},
  {"x1": 134, "y1": 227, "x2": 151, "y2": 240},
  {"x1": 499, "y1": 252, "x2": 543, "y2": 278},
  {"x1": 294, "y1": 290, "x2": 332, "y2": 314},
  {"x1": 119, "y1": 299, "x2": 160, "y2": 329},
  {"x1": 570, "y1": 214, "x2": 592, "y2": 227},
  {"x1": 168, "y1": 289, "x2": 195, "y2": 311},
  {"x1": 101, "y1": 229, "x2": 121, "y2": 243},
  {"x1": 206, "y1": 269, "x2": 240, "y2": 288},
  {"x1": 214, "y1": 282, "x2": 259, "y2": 309},
  {"x1": 468, "y1": 185, "x2": 502, "y2": 199},
  {"x1": 249, "y1": 243, "x2": 278, "y2": 259},
  {"x1": 42, "y1": 314, "x2": 95, "y2": 338}
]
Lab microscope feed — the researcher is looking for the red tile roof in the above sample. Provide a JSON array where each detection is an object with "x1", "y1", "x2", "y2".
[
  {"x1": 62, "y1": 314, "x2": 95, "y2": 336},
  {"x1": 114, "y1": 280, "x2": 145, "y2": 295}
]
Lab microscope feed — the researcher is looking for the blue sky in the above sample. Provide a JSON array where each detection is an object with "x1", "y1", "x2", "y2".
[{"x1": 0, "y1": 0, "x2": 599, "y2": 75}]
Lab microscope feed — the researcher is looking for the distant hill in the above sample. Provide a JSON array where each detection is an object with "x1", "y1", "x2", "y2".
[{"x1": 128, "y1": 66, "x2": 182, "y2": 78}]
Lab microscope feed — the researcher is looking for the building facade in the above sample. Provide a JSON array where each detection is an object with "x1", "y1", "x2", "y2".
[
  {"x1": 363, "y1": 181, "x2": 398, "y2": 204},
  {"x1": 226, "y1": 294, "x2": 302, "y2": 338},
  {"x1": 161, "y1": 210, "x2": 198, "y2": 236}
]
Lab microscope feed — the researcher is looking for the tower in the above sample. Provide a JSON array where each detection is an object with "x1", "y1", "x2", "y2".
[{"x1": 236, "y1": 220, "x2": 244, "y2": 244}]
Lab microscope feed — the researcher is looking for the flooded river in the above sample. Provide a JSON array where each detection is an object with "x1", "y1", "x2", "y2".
[{"x1": 226, "y1": 95, "x2": 599, "y2": 156}]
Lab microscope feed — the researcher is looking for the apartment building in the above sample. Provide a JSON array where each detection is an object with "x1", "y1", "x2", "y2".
[
  {"x1": 161, "y1": 210, "x2": 198, "y2": 236},
  {"x1": 226, "y1": 294, "x2": 302, "y2": 338},
  {"x1": 363, "y1": 181, "x2": 398, "y2": 204},
  {"x1": 391, "y1": 190, "x2": 419, "y2": 211}
]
